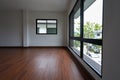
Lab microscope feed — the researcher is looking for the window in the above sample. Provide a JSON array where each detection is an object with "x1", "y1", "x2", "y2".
[
  {"x1": 36, "y1": 19, "x2": 57, "y2": 34},
  {"x1": 70, "y1": 40, "x2": 81, "y2": 56},
  {"x1": 69, "y1": 0, "x2": 103, "y2": 76},
  {"x1": 69, "y1": 0, "x2": 81, "y2": 55},
  {"x1": 74, "y1": 8, "x2": 80, "y2": 37}
]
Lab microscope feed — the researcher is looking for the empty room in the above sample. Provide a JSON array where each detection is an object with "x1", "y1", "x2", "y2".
[{"x1": 0, "y1": 0, "x2": 120, "y2": 80}]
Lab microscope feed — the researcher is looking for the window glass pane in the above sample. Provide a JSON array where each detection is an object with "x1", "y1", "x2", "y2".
[
  {"x1": 83, "y1": 42, "x2": 102, "y2": 75},
  {"x1": 38, "y1": 24, "x2": 47, "y2": 33},
  {"x1": 47, "y1": 24, "x2": 56, "y2": 28},
  {"x1": 47, "y1": 28, "x2": 56, "y2": 34},
  {"x1": 70, "y1": 40, "x2": 80, "y2": 56},
  {"x1": 84, "y1": 0, "x2": 103, "y2": 39},
  {"x1": 74, "y1": 8, "x2": 80, "y2": 37},
  {"x1": 47, "y1": 20, "x2": 56, "y2": 23},
  {"x1": 37, "y1": 20, "x2": 46, "y2": 23}
]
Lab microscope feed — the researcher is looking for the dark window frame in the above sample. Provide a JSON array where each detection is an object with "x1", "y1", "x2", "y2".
[
  {"x1": 36, "y1": 19, "x2": 57, "y2": 35},
  {"x1": 69, "y1": 0, "x2": 103, "y2": 77}
]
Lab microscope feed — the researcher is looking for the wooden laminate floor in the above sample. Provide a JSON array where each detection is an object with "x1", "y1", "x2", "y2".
[{"x1": 0, "y1": 48, "x2": 88, "y2": 80}]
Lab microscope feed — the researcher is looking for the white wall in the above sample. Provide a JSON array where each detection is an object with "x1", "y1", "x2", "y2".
[
  {"x1": 0, "y1": 10, "x2": 22, "y2": 46},
  {"x1": 23, "y1": 10, "x2": 29, "y2": 47},
  {"x1": 103, "y1": 0, "x2": 120, "y2": 80},
  {"x1": 28, "y1": 11, "x2": 67, "y2": 46},
  {"x1": 0, "y1": 10, "x2": 67, "y2": 47},
  {"x1": 67, "y1": 0, "x2": 120, "y2": 80}
]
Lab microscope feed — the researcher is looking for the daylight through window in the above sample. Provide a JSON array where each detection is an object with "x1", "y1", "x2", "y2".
[
  {"x1": 36, "y1": 19, "x2": 57, "y2": 34},
  {"x1": 69, "y1": 0, "x2": 103, "y2": 76}
]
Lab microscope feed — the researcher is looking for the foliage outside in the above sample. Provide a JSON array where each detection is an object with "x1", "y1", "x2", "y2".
[
  {"x1": 73, "y1": 21, "x2": 102, "y2": 53},
  {"x1": 84, "y1": 22, "x2": 102, "y2": 39}
]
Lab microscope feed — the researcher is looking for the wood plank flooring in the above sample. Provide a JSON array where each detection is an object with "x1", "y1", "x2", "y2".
[{"x1": 0, "y1": 48, "x2": 93, "y2": 80}]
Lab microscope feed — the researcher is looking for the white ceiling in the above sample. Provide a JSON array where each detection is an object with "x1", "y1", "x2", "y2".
[{"x1": 0, "y1": 0, "x2": 70, "y2": 12}]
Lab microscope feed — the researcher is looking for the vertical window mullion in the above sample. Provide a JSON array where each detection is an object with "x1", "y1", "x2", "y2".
[
  {"x1": 71, "y1": 14, "x2": 74, "y2": 37},
  {"x1": 46, "y1": 20, "x2": 48, "y2": 34},
  {"x1": 56, "y1": 20, "x2": 57, "y2": 34},
  {"x1": 80, "y1": 0, "x2": 84, "y2": 58},
  {"x1": 69, "y1": 13, "x2": 73, "y2": 46}
]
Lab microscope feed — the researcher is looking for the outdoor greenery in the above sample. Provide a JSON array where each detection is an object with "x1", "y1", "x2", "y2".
[
  {"x1": 73, "y1": 40, "x2": 80, "y2": 49},
  {"x1": 84, "y1": 22, "x2": 102, "y2": 39},
  {"x1": 74, "y1": 21, "x2": 102, "y2": 38},
  {"x1": 74, "y1": 21, "x2": 80, "y2": 37},
  {"x1": 73, "y1": 21, "x2": 102, "y2": 52}
]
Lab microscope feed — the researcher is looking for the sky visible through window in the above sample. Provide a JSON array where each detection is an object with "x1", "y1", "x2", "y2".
[
  {"x1": 84, "y1": 0, "x2": 103, "y2": 25},
  {"x1": 74, "y1": 0, "x2": 103, "y2": 25}
]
